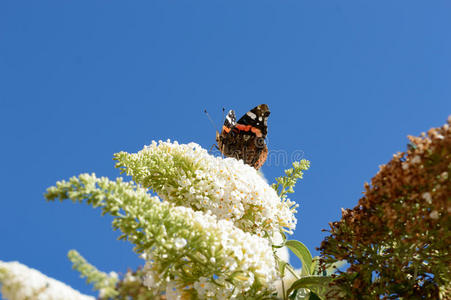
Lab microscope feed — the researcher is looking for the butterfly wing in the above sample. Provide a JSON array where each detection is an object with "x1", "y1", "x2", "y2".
[
  {"x1": 223, "y1": 109, "x2": 237, "y2": 134},
  {"x1": 216, "y1": 110, "x2": 236, "y2": 149},
  {"x1": 216, "y1": 104, "x2": 270, "y2": 169},
  {"x1": 233, "y1": 104, "x2": 270, "y2": 138}
]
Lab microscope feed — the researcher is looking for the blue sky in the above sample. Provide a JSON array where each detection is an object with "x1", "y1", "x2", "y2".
[{"x1": 1, "y1": 0, "x2": 450, "y2": 297}]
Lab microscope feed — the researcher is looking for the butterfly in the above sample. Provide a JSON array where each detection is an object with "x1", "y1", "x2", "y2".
[{"x1": 216, "y1": 104, "x2": 270, "y2": 170}]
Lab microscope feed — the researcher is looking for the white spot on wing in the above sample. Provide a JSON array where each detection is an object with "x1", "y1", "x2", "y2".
[{"x1": 247, "y1": 111, "x2": 257, "y2": 119}]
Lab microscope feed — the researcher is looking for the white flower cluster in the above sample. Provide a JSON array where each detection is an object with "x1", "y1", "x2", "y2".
[
  {"x1": 45, "y1": 173, "x2": 279, "y2": 299},
  {"x1": 141, "y1": 205, "x2": 277, "y2": 299},
  {"x1": 0, "y1": 261, "x2": 94, "y2": 300},
  {"x1": 115, "y1": 140, "x2": 298, "y2": 236}
]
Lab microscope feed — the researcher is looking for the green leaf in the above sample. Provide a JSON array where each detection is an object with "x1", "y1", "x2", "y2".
[
  {"x1": 278, "y1": 260, "x2": 288, "y2": 277},
  {"x1": 310, "y1": 256, "x2": 319, "y2": 275},
  {"x1": 288, "y1": 289, "x2": 298, "y2": 299},
  {"x1": 286, "y1": 240, "x2": 313, "y2": 276},
  {"x1": 287, "y1": 276, "x2": 333, "y2": 300},
  {"x1": 308, "y1": 292, "x2": 322, "y2": 300}
]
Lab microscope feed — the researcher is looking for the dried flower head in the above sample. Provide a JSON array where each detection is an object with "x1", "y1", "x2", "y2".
[{"x1": 319, "y1": 117, "x2": 451, "y2": 299}]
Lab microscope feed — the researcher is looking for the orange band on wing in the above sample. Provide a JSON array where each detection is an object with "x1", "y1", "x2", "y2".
[
  {"x1": 222, "y1": 125, "x2": 231, "y2": 133},
  {"x1": 235, "y1": 124, "x2": 263, "y2": 137},
  {"x1": 251, "y1": 127, "x2": 262, "y2": 137},
  {"x1": 236, "y1": 124, "x2": 252, "y2": 131}
]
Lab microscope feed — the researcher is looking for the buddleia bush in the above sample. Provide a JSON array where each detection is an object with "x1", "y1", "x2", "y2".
[
  {"x1": 319, "y1": 117, "x2": 451, "y2": 299},
  {"x1": 2, "y1": 140, "x2": 326, "y2": 300},
  {"x1": 3, "y1": 119, "x2": 448, "y2": 299}
]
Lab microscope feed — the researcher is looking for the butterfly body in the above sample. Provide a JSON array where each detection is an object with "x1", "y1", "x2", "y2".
[{"x1": 216, "y1": 104, "x2": 270, "y2": 170}]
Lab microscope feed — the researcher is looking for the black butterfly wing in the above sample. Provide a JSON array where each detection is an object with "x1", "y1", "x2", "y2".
[
  {"x1": 223, "y1": 109, "x2": 237, "y2": 131},
  {"x1": 234, "y1": 104, "x2": 270, "y2": 138}
]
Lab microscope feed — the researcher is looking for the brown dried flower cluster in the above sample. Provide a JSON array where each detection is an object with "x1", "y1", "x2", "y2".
[{"x1": 319, "y1": 117, "x2": 451, "y2": 299}]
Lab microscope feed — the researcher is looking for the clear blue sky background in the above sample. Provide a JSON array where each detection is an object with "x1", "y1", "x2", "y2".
[{"x1": 1, "y1": 1, "x2": 450, "y2": 297}]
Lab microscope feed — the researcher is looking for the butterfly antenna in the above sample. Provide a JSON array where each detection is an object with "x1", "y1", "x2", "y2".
[{"x1": 204, "y1": 109, "x2": 219, "y2": 131}]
